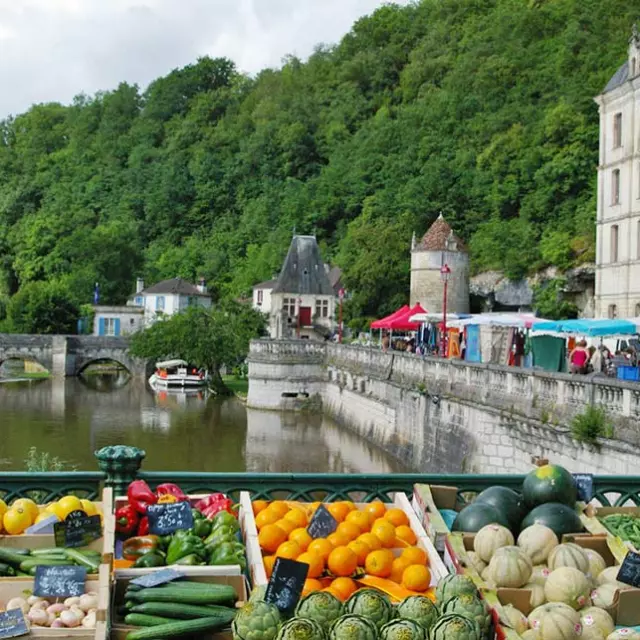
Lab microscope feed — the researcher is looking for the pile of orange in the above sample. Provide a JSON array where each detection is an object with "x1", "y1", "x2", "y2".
[{"x1": 253, "y1": 499, "x2": 432, "y2": 595}]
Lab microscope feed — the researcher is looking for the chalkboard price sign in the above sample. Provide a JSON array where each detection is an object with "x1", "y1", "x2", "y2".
[
  {"x1": 265, "y1": 558, "x2": 309, "y2": 615},
  {"x1": 617, "y1": 551, "x2": 640, "y2": 588},
  {"x1": 147, "y1": 501, "x2": 194, "y2": 535},
  {"x1": 34, "y1": 565, "x2": 87, "y2": 598},
  {"x1": 307, "y1": 505, "x2": 338, "y2": 539},
  {"x1": 573, "y1": 474, "x2": 594, "y2": 503},
  {"x1": 0, "y1": 609, "x2": 29, "y2": 639},
  {"x1": 131, "y1": 568, "x2": 184, "y2": 588},
  {"x1": 54, "y1": 510, "x2": 102, "y2": 548}
]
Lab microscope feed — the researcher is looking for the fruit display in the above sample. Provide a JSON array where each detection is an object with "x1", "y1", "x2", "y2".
[
  {"x1": 0, "y1": 546, "x2": 102, "y2": 575},
  {"x1": 2, "y1": 593, "x2": 100, "y2": 629}
]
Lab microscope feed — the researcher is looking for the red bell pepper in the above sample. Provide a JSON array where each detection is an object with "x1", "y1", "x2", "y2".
[
  {"x1": 115, "y1": 505, "x2": 139, "y2": 536},
  {"x1": 127, "y1": 480, "x2": 157, "y2": 515},
  {"x1": 156, "y1": 483, "x2": 188, "y2": 503},
  {"x1": 194, "y1": 493, "x2": 236, "y2": 520},
  {"x1": 137, "y1": 516, "x2": 150, "y2": 536}
]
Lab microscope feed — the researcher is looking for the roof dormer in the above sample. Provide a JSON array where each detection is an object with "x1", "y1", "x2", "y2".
[{"x1": 630, "y1": 23, "x2": 640, "y2": 78}]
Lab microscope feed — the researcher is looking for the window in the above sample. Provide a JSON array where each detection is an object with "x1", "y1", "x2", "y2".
[
  {"x1": 612, "y1": 169, "x2": 620, "y2": 205},
  {"x1": 608, "y1": 304, "x2": 618, "y2": 319},
  {"x1": 636, "y1": 303, "x2": 640, "y2": 316},
  {"x1": 104, "y1": 318, "x2": 118, "y2": 336},
  {"x1": 283, "y1": 297, "x2": 296, "y2": 317},
  {"x1": 613, "y1": 112, "x2": 622, "y2": 148},
  {"x1": 611, "y1": 224, "x2": 619, "y2": 262},
  {"x1": 315, "y1": 299, "x2": 329, "y2": 318},
  {"x1": 188, "y1": 296, "x2": 197, "y2": 307},
  {"x1": 134, "y1": 296, "x2": 143, "y2": 306},
  {"x1": 257, "y1": 290, "x2": 263, "y2": 305},
  {"x1": 156, "y1": 296, "x2": 165, "y2": 311}
]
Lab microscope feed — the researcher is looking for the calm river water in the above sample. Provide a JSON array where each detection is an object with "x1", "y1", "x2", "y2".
[{"x1": 0, "y1": 375, "x2": 408, "y2": 474}]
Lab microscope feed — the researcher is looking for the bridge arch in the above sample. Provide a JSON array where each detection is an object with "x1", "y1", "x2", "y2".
[
  {"x1": 75, "y1": 357, "x2": 132, "y2": 376},
  {"x1": 0, "y1": 353, "x2": 51, "y2": 373}
]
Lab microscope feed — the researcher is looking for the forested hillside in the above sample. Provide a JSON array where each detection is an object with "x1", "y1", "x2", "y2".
[{"x1": 0, "y1": 0, "x2": 635, "y2": 331}]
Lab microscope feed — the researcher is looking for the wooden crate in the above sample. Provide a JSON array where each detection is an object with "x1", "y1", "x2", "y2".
[{"x1": 0, "y1": 564, "x2": 109, "y2": 639}]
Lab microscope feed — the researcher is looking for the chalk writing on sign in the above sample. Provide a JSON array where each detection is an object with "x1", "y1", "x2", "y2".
[
  {"x1": 573, "y1": 474, "x2": 594, "y2": 503},
  {"x1": 147, "y1": 501, "x2": 194, "y2": 535},
  {"x1": 307, "y1": 505, "x2": 338, "y2": 539},
  {"x1": 264, "y1": 557, "x2": 309, "y2": 615},
  {"x1": 131, "y1": 568, "x2": 184, "y2": 588},
  {"x1": 618, "y1": 551, "x2": 640, "y2": 588},
  {"x1": 54, "y1": 510, "x2": 101, "y2": 548},
  {"x1": 34, "y1": 565, "x2": 87, "y2": 598},
  {"x1": 0, "y1": 609, "x2": 29, "y2": 639}
]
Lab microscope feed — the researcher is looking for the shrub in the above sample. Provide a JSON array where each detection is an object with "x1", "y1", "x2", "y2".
[{"x1": 571, "y1": 407, "x2": 613, "y2": 445}]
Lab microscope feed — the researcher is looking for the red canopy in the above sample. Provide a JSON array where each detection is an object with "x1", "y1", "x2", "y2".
[
  {"x1": 386, "y1": 303, "x2": 427, "y2": 331},
  {"x1": 370, "y1": 305, "x2": 410, "y2": 329}
]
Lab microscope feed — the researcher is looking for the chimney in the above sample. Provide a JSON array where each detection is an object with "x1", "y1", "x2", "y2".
[
  {"x1": 136, "y1": 278, "x2": 144, "y2": 293},
  {"x1": 197, "y1": 277, "x2": 207, "y2": 294},
  {"x1": 324, "y1": 263, "x2": 330, "y2": 274}
]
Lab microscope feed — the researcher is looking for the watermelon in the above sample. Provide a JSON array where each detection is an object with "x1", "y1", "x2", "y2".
[
  {"x1": 474, "y1": 486, "x2": 525, "y2": 531},
  {"x1": 520, "y1": 503, "x2": 583, "y2": 539},
  {"x1": 452, "y1": 502, "x2": 510, "y2": 533},
  {"x1": 522, "y1": 465, "x2": 577, "y2": 508}
]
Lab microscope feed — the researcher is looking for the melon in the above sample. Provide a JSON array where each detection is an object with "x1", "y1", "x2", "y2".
[
  {"x1": 452, "y1": 502, "x2": 510, "y2": 532},
  {"x1": 523, "y1": 582, "x2": 546, "y2": 608},
  {"x1": 473, "y1": 524, "x2": 514, "y2": 562},
  {"x1": 548, "y1": 543, "x2": 589, "y2": 573},
  {"x1": 480, "y1": 564, "x2": 495, "y2": 587},
  {"x1": 522, "y1": 464, "x2": 577, "y2": 508},
  {"x1": 607, "y1": 630, "x2": 640, "y2": 640},
  {"x1": 520, "y1": 503, "x2": 583, "y2": 539},
  {"x1": 597, "y1": 566, "x2": 626, "y2": 588},
  {"x1": 487, "y1": 545, "x2": 532, "y2": 588},
  {"x1": 530, "y1": 565, "x2": 551, "y2": 586},
  {"x1": 464, "y1": 551, "x2": 486, "y2": 575},
  {"x1": 517, "y1": 524, "x2": 559, "y2": 564},
  {"x1": 528, "y1": 603, "x2": 582, "y2": 640},
  {"x1": 584, "y1": 548, "x2": 607, "y2": 580},
  {"x1": 474, "y1": 486, "x2": 525, "y2": 531},
  {"x1": 579, "y1": 606, "x2": 615, "y2": 640},
  {"x1": 522, "y1": 631, "x2": 541, "y2": 640},
  {"x1": 500, "y1": 603, "x2": 529, "y2": 634},
  {"x1": 544, "y1": 566, "x2": 591, "y2": 610},
  {"x1": 590, "y1": 583, "x2": 619, "y2": 613}
]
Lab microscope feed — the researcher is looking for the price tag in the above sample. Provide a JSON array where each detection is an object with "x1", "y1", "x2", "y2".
[
  {"x1": 307, "y1": 505, "x2": 338, "y2": 539},
  {"x1": 131, "y1": 568, "x2": 184, "y2": 588},
  {"x1": 25, "y1": 515, "x2": 58, "y2": 535},
  {"x1": 147, "y1": 502, "x2": 193, "y2": 535},
  {"x1": 573, "y1": 474, "x2": 594, "y2": 502},
  {"x1": 0, "y1": 610, "x2": 29, "y2": 639},
  {"x1": 54, "y1": 510, "x2": 102, "y2": 548},
  {"x1": 617, "y1": 551, "x2": 640, "y2": 588},
  {"x1": 34, "y1": 565, "x2": 87, "y2": 598},
  {"x1": 264, "y1": 557, "x2": 309, "y2": 615}
]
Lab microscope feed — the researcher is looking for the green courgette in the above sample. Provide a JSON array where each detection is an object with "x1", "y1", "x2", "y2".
[
  {"x1": 19, "y1": 558, "x2": 70, "y2": 572},
  {"x1": 125, "y1": 616, "x2": 232, "y2": 640},
  {"x1": 126, "y1": 585, "x2": 236, "y2": 606},
  {"x1": 129, "y1": 602, "x2": 236, "y2": 620},
  {"x1": 124, "y1": 613, "x2": 176, "y2": 627},
  {"x1": 30, "y1": 548, "x2": 67, "y2": 557},
  {"x1": 64, "y1": 548, "x2": 100, "y2": 571},
  {"x1": 0, "y1": 548, "x2": 34, "y2": 567}
]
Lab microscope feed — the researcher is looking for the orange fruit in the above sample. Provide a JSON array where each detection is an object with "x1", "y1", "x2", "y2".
[
  {"x1": 384, "y1": 508, "x2": 410, "y2": 527},
  {"x1": 327, "y1": 532, "x2": 349, "y2": 548},
  {"x1": 401, "y1": 546, "x2": 428, "y2": 566},
  {"x1": 289, "y1": 528, "x2": 313, "y2": 552},
  {"x1": 330, "y1": 577, "x2": 357, "y2": 601},
  {"x1": 364, "y1": 501, "x2": 386, "y2": 520},
  {"x1": 252, "y1": 500, "x2": 269, "y2": 515},
  {"x1": 297, "y1": 552, "x2": 324, "y2": 578},
  {"x1": 395, "y1": 525, "x2": 417, "y2": 546},
  {"x1": 284, "y1": 508, "x2": 308, "y2": 528},
  {"x1": 309, "y1": 502, "x2": 323, "y2": 514},
  {"x1": 341, "y1": 501, "x2": 357, "y2": 513},
  {"x1": 345, "y1": 510, "x2": 372, "y2": 532},
  {"x1": 302, "y1": 578, "x2": 323, "y2": 596},
  {"x1": 255, "y1": 508, "x2": 279, "y2": 530},
  {"x1": 357, "y1": 533, "x2": 382, "y2": 551},
  {"x1": 274, "y1": 519, "x2": 297, "y2": 536},
  {"x1": 276, "y1": 540, "x2": 302, "y2": 560},
  {"x1": 327, "y1": 546, "x2": 358, "y2": 577},
  {"x1": 348, "y1": 540, "x2": 370, "y2": 565},
  {"x1": 323, "y1": 587, "x2": 343, "y2": 599},
  {"x1": 327, "y1": 502, "x2": 351, "y2": 523},
  {"x1": 336, "y1": 521, "x2": 361, "y2": 542},
  {"x1": 258, "y1": 523, "x2": 288, "y2": 553},
  {"x1": 308, "y1": 538, "x2": 334, "y2": 561},
  {"x1": 268, "y1": 502, "x2": 290, "y2": 519},
  {"x1": 371, "y1": 520, "x2": 396, "y2": 548},
  {"x1": 365, "y1": 549, "x2": 394, "y2": 578},
  {"x1": 390, "y1": 556, "x2": 412, "y2": 583},
  {"x1": 263, "y1": 555, "x2": 276, "y2": 578},
  {"x1": 402, "y1": 564, "x2": 431, "y2": 592}
]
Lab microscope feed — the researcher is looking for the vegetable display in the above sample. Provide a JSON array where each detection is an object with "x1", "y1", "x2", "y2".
[
  {"x1": 599, "y1": 513, "x2": 640, "y2": 548},
  {"x1": 0, "y1": 593, "x2": 99, "y2": 629},
  {"x1": 0, "y1": 547, "x2": 101, "y2": 575}
]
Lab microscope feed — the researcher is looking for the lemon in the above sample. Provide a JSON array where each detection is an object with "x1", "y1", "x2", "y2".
[
  {"x1": 35, "y1": 511, "x2": 59, "y2": 524},
  {"x1": 44, "y1": 502, "x2": 65, "y2": 521},
  {"x1": 0, "y1": 499, "x2": 7, "y2": 520},
  {"x1": 4, "y1": 508, "x2": 31, "y2": 535},
  {"x1": 11, "y1": 498, "x2": 38, "y2": 522},
  {"x1": 80, "y1": 499, "x2": 97, "y2": 516},
  {"x1": 56, "y1": 496, "x2": 84, "y2": 520}
]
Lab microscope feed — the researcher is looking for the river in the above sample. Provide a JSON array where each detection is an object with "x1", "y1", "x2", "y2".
[{"x1": 0, "y1": 374, "x2": 408, "y2": 474}]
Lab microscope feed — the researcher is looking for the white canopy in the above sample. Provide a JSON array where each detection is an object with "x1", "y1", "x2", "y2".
[
  {"x1": 156, "y1": 359, "x2": 188, "y2": 369},
  {"x1": 409, "y1": 312, "x2": 472, "y2": 323},
  {"x1": 446, "y1": 313, "x2": 543, "y2": 329}
]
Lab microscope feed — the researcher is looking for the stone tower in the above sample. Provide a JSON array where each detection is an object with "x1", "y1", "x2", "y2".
[{"x1": 410, "y1": 214, "x2": 470, "y2": 313}]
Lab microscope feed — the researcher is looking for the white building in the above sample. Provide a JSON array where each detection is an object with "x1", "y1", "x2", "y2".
[
  {"x1": 93, "y1": 277, "x2": 211, "y2": 336},
  {"x1": 594, "y1": 26, "x2": 640, "y2": 318}
]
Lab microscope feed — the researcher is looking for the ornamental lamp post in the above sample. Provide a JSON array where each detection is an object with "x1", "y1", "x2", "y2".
[
  {"x1": 440, "y1": 263, "x2": 451, "y2": 357},
  {"x1": 338, "y1": 288, "x2": 345, "y2": 343}
]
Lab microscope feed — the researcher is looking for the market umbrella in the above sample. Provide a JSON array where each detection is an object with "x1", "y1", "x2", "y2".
[
  {"x1": 387, "y1": 303, "x2": 427, "y2": 331},
  {"x1": 370, "y1": 305, "x2": 410, "y2": 329}
]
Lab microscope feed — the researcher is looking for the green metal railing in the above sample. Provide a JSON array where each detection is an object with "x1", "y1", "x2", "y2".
[{"x1": 0, "y1": 472, "x2": 103, "y2": 503}]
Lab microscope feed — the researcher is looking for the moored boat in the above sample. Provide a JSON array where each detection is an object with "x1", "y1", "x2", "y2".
[{"x1": 148, "y1": 359, "x2": 208, "y2": 388}]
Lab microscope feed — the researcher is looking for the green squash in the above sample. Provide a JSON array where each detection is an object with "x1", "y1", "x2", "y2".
[
  {"x1": 520, "y1": 503, "x2": 583, "y2": 539},
  {"x1": 522, "y1": 465, "x2": 577, "y2": 508},
  {"x1": 452, "y1": 502, "x2": 510, "y2": 533}
]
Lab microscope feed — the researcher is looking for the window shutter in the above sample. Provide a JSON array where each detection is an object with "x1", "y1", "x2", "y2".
[
  {"x1": 98, "y1": 317, "x2": 105, "y2": 336},
  {"x1": 114, "y1": 318, "x2": 121, "y2": 336}
]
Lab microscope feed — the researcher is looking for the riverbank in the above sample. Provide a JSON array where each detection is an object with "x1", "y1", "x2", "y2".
[{"x1": 222, "y1": 375, "x2": 248, "y2": 398}]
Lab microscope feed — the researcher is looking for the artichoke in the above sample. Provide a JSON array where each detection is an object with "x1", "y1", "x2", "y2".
[
  {"x1": 441, "y1": 593, "x2": 491, "y2": 633},
  {"x1": 275, "y1": 617, "x2": 326, "y2": 640},
  {"x1": 232, "y1": 601, "x2": 282, "y2": 640},
  {"x1": 435, "y1": 574, "x2": 479, "y2": 605},
  {"x1": 429, "y1": 613, "x2": 483, "y2": 640},
  {"x1": 380, "y1": 618, "x2": 426, "y2": 640},
  {"x1": 329, "y1": 614, "x2": 378, "y2": 640},
  {"x1": 344, "y1": 588, "x2": 394, "y2": 630},
  {"x1": 250, "y1": 585, "x2": 267, "y2": 603},
  {"x1": 295, "y1": 591, "x2": 343, "y2": 632},
  {"x1": 396, "y1": 595, "x2": 438, "y2": 631}
]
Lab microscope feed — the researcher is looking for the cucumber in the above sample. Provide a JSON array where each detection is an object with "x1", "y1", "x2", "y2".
[
  {"x1": 125, "y1": 613, "x2": 176, "y2": 627},
  {"x1": 125, "y1": 616, "x2": 232, "y2": 640},
  {"x1": 64, "y1": 548, "x2": 100, "y2": 571},
  {"x1": 30, "y1": 548, "x2": 66, "y2": 557},
  {"x1": 78, "y1": 550, "x2": 102, "y2": 558},
  {"x1": 126, "y1": 585, "x2": 236, "y2": 606},
  {"x1": 19, "y1": 558, "x2": 70, "y2": 572},
  {"x1": 129, "y1": 602, "x2": 236, "y2": 620},
  {"x1": 0, "y1": 548, "x2": 34, "y2": 567}
]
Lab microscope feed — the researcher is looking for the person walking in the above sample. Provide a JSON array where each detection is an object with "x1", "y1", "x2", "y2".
[{"x1": 569, "y1": 339, "x2": 589, "y2": 374}]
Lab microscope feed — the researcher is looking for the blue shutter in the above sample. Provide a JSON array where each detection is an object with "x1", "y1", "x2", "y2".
[
  {"x1": 114, "y1": 318, "x2": 121, "y2": 337},
  {"x1": 98, "y1": 317, "x2": 105, "y2": 336}
]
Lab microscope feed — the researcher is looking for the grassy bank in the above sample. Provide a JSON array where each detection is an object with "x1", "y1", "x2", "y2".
[{"x1": 222, "y1": 376, "x2": 248, "y2": 398}]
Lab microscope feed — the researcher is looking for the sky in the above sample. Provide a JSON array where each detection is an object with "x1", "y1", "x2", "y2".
[{"x1": 0, "y1": 0, "x2": 409, "y2": 119}]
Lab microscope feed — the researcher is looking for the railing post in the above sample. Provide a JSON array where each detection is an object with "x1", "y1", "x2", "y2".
[{"x1": 95, "y1": 445, "x2": 146, "y2": 496}]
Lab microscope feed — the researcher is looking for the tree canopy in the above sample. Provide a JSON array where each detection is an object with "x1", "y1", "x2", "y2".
[{"x1": 0, "y1": 0, "x2": 634, "y2": 330}]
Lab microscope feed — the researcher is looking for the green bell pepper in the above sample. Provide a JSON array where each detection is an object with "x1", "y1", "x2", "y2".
[
  {"x1": 174, "y1": 553, "x2": 205, "y2": 566},
  {"x1": 205, "y1": 524, "x2": 237, "y2": 546},
  {"x1": 192, "y1": 508, "x2": 205, "y2": 521},
  {"x1": 166, "y1": 532, "x2": 206, "y2": 565},
  {"x1": 133, "y1": 551, "x2": 166, "y2": 568},
  {"x1": 191, "y1": 518, "x2": 212, "y2": 539},
  {"x1": 209, "y1": 542, "x2": 246, "y2": 570},
  {"x1": 211, "y1": 510, "x2": 240, "y2": 533}
]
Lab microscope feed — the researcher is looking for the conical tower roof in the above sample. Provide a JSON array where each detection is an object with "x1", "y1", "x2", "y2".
[{"x1": 416, "y1": 214, "x2": 466, "y2": 252}]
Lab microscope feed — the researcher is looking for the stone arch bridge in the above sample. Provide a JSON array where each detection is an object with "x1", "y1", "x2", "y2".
[{"x1": 0, "y1": 334, "x2": 152, "y2": 377}]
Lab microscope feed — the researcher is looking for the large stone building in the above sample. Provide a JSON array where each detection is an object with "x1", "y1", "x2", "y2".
[
  {"x1": 410, "y1": 214, "x2": 470, "y2": 313},
  {"x1": 594, "y1": 26, "x2": 640, "y2": 318}
]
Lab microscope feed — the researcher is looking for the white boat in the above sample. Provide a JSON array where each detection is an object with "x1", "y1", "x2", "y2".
[{"x1": 148, "y1": 359, "x2": 208, "y2": 388}]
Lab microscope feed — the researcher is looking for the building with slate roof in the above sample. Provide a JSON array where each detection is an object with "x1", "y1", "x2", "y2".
[
  {"x1": 410, "y1": 214, "x2": 470, "y2": 313},
  {"x1": 594, "y1": 26, "x2": 640, "y2": 318}
]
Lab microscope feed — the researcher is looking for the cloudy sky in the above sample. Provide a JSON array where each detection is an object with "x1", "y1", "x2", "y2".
[{"x1": 0, "y1": 0, "x2": 409, "y2": 119}]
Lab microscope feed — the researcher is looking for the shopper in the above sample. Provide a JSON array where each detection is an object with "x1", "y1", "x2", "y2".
[{"x1": 569, "y1": 339, "x2": 589, "y2": 374}]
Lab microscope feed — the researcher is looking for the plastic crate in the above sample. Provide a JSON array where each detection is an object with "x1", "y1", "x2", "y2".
[{"x1": 617, "y1": 365, "x2": 640, "y2": 381}]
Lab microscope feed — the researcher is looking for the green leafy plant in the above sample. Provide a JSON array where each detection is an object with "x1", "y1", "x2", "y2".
[
  {"x1": 532, "y1": 279, "x2": 578, "y2": 320},
  {"x1": 24, "y1": 447, "x2": 67, "y2": 472},
  {"x1": 571, "y1": 406, "x2": 613, "y2": 445}
]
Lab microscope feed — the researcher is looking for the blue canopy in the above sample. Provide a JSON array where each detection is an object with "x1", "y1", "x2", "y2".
[{"x1": 533, "y1": 319, "x2": 637, "y2": 337}]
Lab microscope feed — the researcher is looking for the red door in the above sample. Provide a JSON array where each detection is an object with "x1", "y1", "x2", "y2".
[{"x1": 299, "y1": 307, "x2": 312, "y2": 326}]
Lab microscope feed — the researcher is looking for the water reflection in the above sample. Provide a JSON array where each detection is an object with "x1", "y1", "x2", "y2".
[{"x1": 0, "y1": 375, "x2": 409, "y2": 474}]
